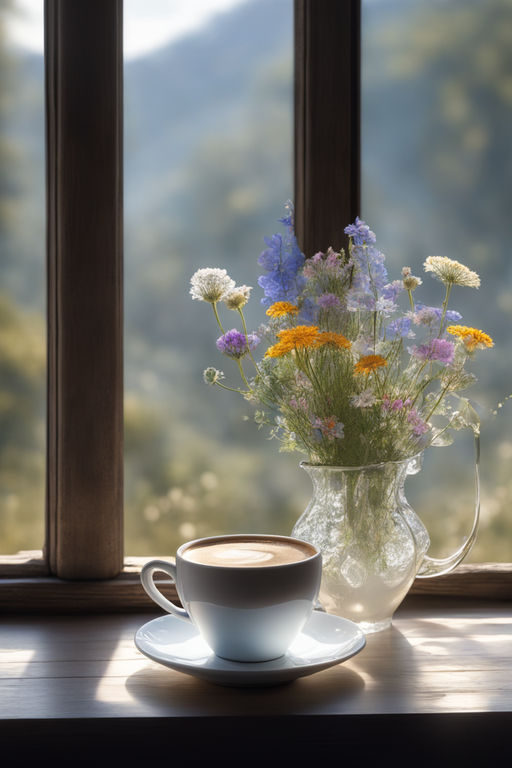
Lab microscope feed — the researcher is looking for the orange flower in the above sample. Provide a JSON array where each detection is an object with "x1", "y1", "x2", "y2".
[
  {"x1": 354, "y1": 354, "x2": 387, "y2": 376},
  {"x1": 446, "y1": 325, "x2": 494, "y2": 351},
  {"x1": 266, "y1": 301, "x2": 300, "y2": 318},
  {"x1": 265, "y1": 325, "x2": 320, "y2": 357},
  {"x1": 315, "y1": 331, "x2": 351, "y2": 350}
]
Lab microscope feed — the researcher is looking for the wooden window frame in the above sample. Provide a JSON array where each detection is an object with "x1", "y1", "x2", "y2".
[{"x1": 0, "y1": 0, "x2": 510, "y2": 611}]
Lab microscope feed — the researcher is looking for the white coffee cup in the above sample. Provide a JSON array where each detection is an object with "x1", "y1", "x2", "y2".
[{"x1": 140, "y1": 533, "x2": 322, "y2": 662}]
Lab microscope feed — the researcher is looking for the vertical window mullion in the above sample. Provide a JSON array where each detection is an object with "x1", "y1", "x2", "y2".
[
  {"x1": 294, "y1": 0, "x2": 361, "y2": 254},
  {"x1": 45, "y1": 0, "x2": 123, "y2": 579}
]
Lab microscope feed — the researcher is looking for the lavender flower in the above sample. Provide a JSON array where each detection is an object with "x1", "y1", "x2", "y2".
[
  {"x1": 317, "y1": 292, "x2": 341, "y2": 309},
  {"x1": 381, "y1": 280, "x2": 404, "y2": 303},
  {"x1": 407, "y1": 408, "x2": 429, "y2": 436},
  {"x1": 344, "y1": 217, "x2": 376, "y2": 245},
  {"x1": 382, "y1": 395, "x2": 412, "y2": 412},
  {"x1": 258, "y1": 231, "x2": 305, "y2": 307},
  {"x1": 413, "y1": 304, "x2": 462, "y2": 326},
  {"x1": 387, "y1": 316, "x2": 414, "y2": 339},
  {"x1": 216, "y1": 329, "x2": 260, "y2": 359},
  {"x1": 409, "y1": 338, "x2": 455, "y2": 365},
  {"x1": 299, "y1": 297, "x2": 319, "y2": 323},
  {"x1": 302, "y1": 249, "x2": 348, "y2": 286}
]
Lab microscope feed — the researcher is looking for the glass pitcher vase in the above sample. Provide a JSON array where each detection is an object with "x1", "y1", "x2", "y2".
[{"x1": 291, "y1": 440, "x2": 480, "y2": 634}]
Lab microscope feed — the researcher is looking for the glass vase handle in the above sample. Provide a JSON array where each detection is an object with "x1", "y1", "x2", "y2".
[{"x1": 416, "y1": 432, "x2": 480, "y2": 578}]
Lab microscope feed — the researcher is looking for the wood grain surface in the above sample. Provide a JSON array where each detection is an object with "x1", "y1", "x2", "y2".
[
  {"x1": 45, "y1": 0, "x2": 124, "y2": 579},
  {"x1": 1, "y1": 597, "x2": 511, "y2": 762}
]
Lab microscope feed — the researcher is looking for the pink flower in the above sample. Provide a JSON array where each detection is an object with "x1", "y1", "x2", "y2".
[{"x1": 407, "y1": 408, "x2": 429, "y2": 436}]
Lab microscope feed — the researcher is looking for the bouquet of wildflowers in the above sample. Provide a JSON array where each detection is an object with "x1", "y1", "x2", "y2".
[{"x1": 190, "y1": 204, "x2": 493, "y2": 467}]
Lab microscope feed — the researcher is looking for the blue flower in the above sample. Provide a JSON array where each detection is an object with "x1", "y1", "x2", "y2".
[
  {"x1": 298, "y1": 297, "x2": 318, "y2": 323},
  {"x1": 387, "y1": 316, "x2": 414, "y2": 339},
  {"x1": 258, "y1": 224, "x2": 306, "y2": 307},
  {"x1": 414, "y1": 304, "x2": 462, "y2": 325},
  {"x1": 381, "y1": 280, "x2": 404, "y2": 303},
  {"x1": 344, "y1": 217, "x2": 376, "y2": 245},
  {"x1": 277, "y1": 200, "x2": 294, "y2": 228},
  {"x1": 346, "y1": 241, "x2": 390, "y2": 311}
]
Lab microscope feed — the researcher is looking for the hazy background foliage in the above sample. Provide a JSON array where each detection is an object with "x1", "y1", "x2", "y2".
[{"x1": 0, "y1": 0, "x2": 510, "y2": 561}]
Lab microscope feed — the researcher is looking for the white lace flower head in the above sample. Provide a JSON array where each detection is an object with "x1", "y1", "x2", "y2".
[
  {"x1": 350, "y1": 389, "x2": 377, "y2": 409},
  {"x1": 224, "y1": 285, "x2": 252, "y2": 310},
  {"x1": 203, "y1": 367, "x2": 225, "y2": 385},
  {"x1": 424, "y1": 256, "x2": 480, "y2": 288},
  {"x1": 402, "y1": 267, "x2": 422, "y2": 291},
  {"x1": 190, "y1": 268, "x2": 235, "y2": 303}
]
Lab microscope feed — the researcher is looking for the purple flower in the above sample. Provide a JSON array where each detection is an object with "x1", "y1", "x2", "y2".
[
  {"x1": 317, "y1": 292, "x2": 341, "y2": 309},
  {"x1": 387, "y1": 316, "x2": 414, "y2": 339},
  {"x1": 407, "y1": 408, "x2": 429, "y2": 437},
  {"x1": 413, "y1": 304, "x2": 462, "y2": 326},
  {"x1": 346, "y1": 291, "x2": 378, "y2": 311},
  {"x1": 382, "y1": 395, "x2": 412, "y2": 412},
  {"x1": 344, "y1": 217, "x2": 376, "y2": 245},
  {"x1": 302, "y1": 248, "x2": 345, "y2": 279},
  {"x1": 381, "y1": 280, "x2": 404, "y2": 302},
  {"x1": 216, "y1": 329, "x2": 260, "y2": 359},
  {"x1": 299, "y1": 297, "x2": 318, "y2": 323},
  {"x1": 408, "y1": 338, "x2": 455, "y2": 365}
]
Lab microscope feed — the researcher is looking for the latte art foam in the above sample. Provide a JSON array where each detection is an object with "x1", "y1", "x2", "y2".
[{"x1": 182, "y1": 538, "x2": 313, "y2": 567}]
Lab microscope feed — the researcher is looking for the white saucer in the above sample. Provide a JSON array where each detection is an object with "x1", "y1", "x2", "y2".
[{"x1": 134, "y1": 611, "x2": 366, "y2": 687}]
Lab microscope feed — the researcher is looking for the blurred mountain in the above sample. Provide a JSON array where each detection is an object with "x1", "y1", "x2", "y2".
[{"x1": 1, "y1": 0, "x2": 511, "y2": 558}]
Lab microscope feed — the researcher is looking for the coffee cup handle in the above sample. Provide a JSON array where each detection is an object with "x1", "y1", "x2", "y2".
[{"x1": 140, "y1": 560, "x2": 191, "y2": 622}]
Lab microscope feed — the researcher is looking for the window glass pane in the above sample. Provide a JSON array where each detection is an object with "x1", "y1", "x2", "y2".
[
  {"x1": 0, "y1": 0, "x2": 45, "y2": 554},
  {"x1": 124, "y1": 0, "x2": 302, "y2": 555},
  {"x1": 362, "y1": 0, "x2": 512, "y2": 561}
]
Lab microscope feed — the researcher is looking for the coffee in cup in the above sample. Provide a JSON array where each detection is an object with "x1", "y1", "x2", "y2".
[
  {"x1": 181, "y1": 536, "x2": 312, "y2": 567},
  {"x1": 140, "y1": 533, "x2": 322, "y2": 662}
]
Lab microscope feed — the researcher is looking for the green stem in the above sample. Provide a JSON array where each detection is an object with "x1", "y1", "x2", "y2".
[
  {"x1": 373, "y1": 368, "x2": 385, "y2": 397},
  {"x1": 215, "y1": 381, "x2": 248, "y2": 395},
  {"x1": 407, "y1": 289, "x2": 415, "y2": 312},
  {"x1": 409, "y1": 375, "x2": 434, "y2": 408},
  {"x1": 236, "y1": 359, "x2": 252, "y2": 390},
  {"x1": 299, "y1": 348, "x2": 325, "y2": 400},
  {"x1": 238, "y1": 308, "x2": 262, "y2": 376},
  {"x1": 212, "y1": 302, "x2": 225, "y2": 334},
  {"x1": 403, "y1": 359, "x2": 429, "y2": 401},
  {"x1": 424, "y1": 383, "x2": 451, "y2": 422},
  {"x1": 437, "y1": 283, "x2": 452, "y2": 338}
]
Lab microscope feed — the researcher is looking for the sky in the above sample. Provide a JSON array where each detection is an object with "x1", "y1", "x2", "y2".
[{"x1": 6, "y1": 0, "x2": 248, "y2": 59}]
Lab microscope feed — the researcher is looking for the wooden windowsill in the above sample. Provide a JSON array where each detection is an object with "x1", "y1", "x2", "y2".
[
  {"x1": 1, "y1": 558, "x2": 511, "y2": 613},
  {"x1": 1, "y1": 596, "x2": 511, "y2": 762}
]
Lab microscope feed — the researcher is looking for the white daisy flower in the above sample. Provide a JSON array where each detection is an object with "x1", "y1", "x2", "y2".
[
  {"x1": 424, "y1": 256, "x2": 480, "y2": 288},
  {"x1": 190, "y1": 268, "x2": 235, "y2": 303}
]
